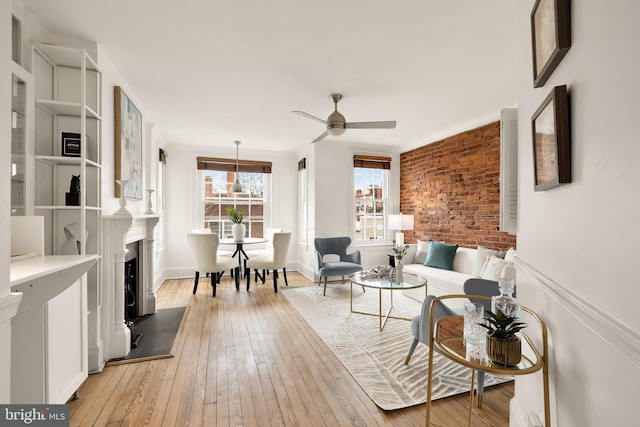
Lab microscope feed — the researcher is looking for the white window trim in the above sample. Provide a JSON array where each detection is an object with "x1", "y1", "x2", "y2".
[{"x1": 350, "y1": 151, "x2": 402, "y2": 248}]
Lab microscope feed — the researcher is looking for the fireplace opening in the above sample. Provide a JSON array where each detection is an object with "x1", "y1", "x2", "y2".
[{"x1": 125, "y1": 240, "x2": 143, "y2": 348}]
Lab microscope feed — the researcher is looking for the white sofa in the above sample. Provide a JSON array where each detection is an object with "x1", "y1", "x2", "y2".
[{"x1": 400, "y1": 244, "x2": 477, "y2": 303}]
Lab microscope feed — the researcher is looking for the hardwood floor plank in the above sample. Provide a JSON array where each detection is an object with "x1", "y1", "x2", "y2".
[{"x1": 69, "y1": 272, "x2": 512, "y2": 427}]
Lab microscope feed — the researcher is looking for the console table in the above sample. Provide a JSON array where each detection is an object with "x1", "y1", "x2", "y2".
[{"x1": 425, "y1": 294, "x2": 550, "y2": 427}]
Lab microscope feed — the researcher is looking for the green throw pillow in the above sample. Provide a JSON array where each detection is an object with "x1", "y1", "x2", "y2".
[{"x1": 424, "y1": 241, "x2": 458, "y2": 270}]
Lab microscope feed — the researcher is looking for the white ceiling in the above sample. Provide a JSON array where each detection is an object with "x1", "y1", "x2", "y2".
[{"x1": 22, "y1": 0, "x2": 519, "y2": 153}]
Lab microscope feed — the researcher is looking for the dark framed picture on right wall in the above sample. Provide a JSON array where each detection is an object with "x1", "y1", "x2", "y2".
[
  {"x1": 531, "y1": 0, "x2": 571, "y2": 88},
  {"x1": 531, "y1": 85, "x2": 571, "y2": 191}
]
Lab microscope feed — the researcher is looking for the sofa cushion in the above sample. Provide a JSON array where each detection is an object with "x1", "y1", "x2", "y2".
[
  {"x1": 451, "y1": 247, "x2": 477, "y2": 275},
  {"x1": 414, "y1": 240, "x2": 429, "y2": 265},
  {"x1": 403, "y1": 264, "x2": 475, "y2": 297},
  {"x1": 424, "y1": 241, "x2": 458, "y2": 270},
  {"x1": 480, "y1": 255, "x2": 513, "y2": 281},
  {"x1": 504, "y1": 248, "x2": 517, "y2": 262},
  {"x1": 472, "y1": 245, "x2": 498, "y2": 277}
]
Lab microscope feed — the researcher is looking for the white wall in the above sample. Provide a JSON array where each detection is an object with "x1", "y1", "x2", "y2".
[
  {"x1": 512, "y1": 2, "x2": 640, "y2": 426},
  {"x1": 297, "y1": 141, "x2": 401, "y2": 281},
  {"x1": 162, "y1": 144, "x2": 298, "y2": 279},
  {"x1": 97, "y1": 46, "x2": 153, "y2": 216}
]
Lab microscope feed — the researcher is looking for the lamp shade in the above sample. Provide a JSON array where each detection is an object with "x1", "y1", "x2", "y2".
[{"x1": 388, "y1": 214, "x2": 414, "y2": 231}]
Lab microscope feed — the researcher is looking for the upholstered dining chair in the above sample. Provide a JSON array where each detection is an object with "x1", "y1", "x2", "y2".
[
  {"x1": 244, "y1": 227, "x2": 282, "y2": 279},
  {"x1": 404, "y1": 277, "x2": 510, "y2": 405},
  {"x1": 245, "y1": 231, "x2": 292, "y2": 293},
  {"x1": 314, "y1": 236, "x2": 363, "y2": 296},
  {"x1": 186, "y1": 231, "x2": 238, "y2": 297}
]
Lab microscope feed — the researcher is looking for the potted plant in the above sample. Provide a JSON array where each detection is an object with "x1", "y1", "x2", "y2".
[
  {"x1": 226, "y1": 206, "x2": 245, "y2": 241},
  {"x1": 479, "y1": 309, "x2": 527, "y2": 366},
  {"x1": 391, "y1": 240, "x2": 409, "y2": 282}
]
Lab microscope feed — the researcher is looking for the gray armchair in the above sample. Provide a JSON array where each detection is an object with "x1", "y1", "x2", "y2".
[
  {"x1": 405, "y1": 278, "x2": 509, "y2": 406},
  {"x1": 314, "y1": 237, "x2": 363, "y2": 296}
]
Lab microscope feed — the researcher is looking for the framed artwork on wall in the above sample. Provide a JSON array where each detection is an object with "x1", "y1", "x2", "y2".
[
  {"x1": 531, "y1": 85, "x2": 571, "y2": 191},
  {"x1": 114, "y1": 86, "x2": 143, "y2": 199},
  {"x1": 531, "y1": 0, "x2": 571, "y2": 88}
]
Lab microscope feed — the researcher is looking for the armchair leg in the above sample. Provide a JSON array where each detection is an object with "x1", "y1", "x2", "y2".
[
  {"x1": 211, "y1": 273, "x2": 217, "y2": 297},
  {"x1": 246, "y1": 267, "x2": 251, "y2": 291},
  {"x1": 283, "y1": 268, "x2": 289, "y2": 286},
  {"x1": 273, "y1": 269, "x2": 278, "y2": 293},
  {"x1": 404, "y1": 338, "x2": 419, "y2": 365},
  {"x1": 193, "y1": 271, "x2": 200, "y2": 295},
  {"x1": 323, "y1": 277, "x2": 328, "y2": 296}
]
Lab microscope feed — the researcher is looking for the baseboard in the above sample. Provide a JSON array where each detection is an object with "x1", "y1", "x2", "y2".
[{"x1": 518, "y1": 256, "x2": 640, "y2": 370}]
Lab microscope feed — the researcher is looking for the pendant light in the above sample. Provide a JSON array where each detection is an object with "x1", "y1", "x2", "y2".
[{"x1": 231, "y1": 140, "x2": 243, "y2": 193}]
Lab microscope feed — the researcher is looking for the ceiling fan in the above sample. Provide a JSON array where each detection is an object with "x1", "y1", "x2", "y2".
[{"x1": 293, "y1": 93, "x2": 397, "y2": 143}]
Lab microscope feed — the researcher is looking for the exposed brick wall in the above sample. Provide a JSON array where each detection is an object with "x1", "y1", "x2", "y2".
[{"x1": 400, "y1": 121, "x2": 516, "y2": 251}]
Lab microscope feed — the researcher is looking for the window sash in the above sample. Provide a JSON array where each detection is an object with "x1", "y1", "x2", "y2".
[{"x1": 353, "y1": 165, "x2": 389, "y2": 242}]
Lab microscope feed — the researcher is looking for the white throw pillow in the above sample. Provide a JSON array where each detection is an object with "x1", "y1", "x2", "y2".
[
  {"x1": 504, "y1": 248, "x2": 517, "y2": 263},
  {"x1": 480, "y1": 255, "x2": 513, "y2": 281},
  {"x1": 472, "y1": 245, "x2": 498, "y2": 277},
  {"x1": 414, "y1": 239, "x2": 429, "y2": 265}
]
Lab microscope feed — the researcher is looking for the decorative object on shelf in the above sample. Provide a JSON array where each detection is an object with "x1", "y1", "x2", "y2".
[
  {"x1": 65, "y1": 174, "x2": 80, "y2": 206},
  {"x1": 231, "y1": 140, "x2": 243, "y2": 193},
  {"x1": 226, "y1": 206, "x2": 245, "y2": 242},
  {"x1": 114, "y1": 180, "x2": 131, "y2": 215},
  {"x1": 61, "y1": 132, "x2": 81, "y2": 157},
  {"x1": 144, "y1": 189, "x2": 155, "y2": 214},
  {"x1": 361, "y1": 265, "x2": 393, "y2": 280},
  {"x1": 59, "y1": 222, "x2": 88, "y2": 255},
  {"x1": 159, "y1": 148, "x2": 168, "y2": 164},
  {"x1": 492, "y1": 277, "x2": 521, "y2": 319},
  {"x1": 531, "y1": 0, "x2": 571, "y2": 88},
  {"x1": 114, "y1": 86, "x2": 143, "y2": 200},
  {"x1": 388, "y1": 214, "x2": 414, "y2": 246},
  {"x1": 480, "y1": 309, "x2": 527, "y2": 366},
  {"x1": 531, "y1": 85, "x2": 571, "y2": 191}
]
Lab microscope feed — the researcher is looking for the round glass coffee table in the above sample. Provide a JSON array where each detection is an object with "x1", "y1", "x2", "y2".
[{"x1": 350, "y1": 271, "x2": 427, "y2": 330}]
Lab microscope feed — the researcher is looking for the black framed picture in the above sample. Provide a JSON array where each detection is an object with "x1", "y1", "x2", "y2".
[
  {"x1": 531, "y1": 0, "x2": 571, "y2": 88},
  {"x1": 531, "y1": 85, "x2": 571, "y2": 191},
  {"x1": 62, "y1": 132, "x2": 81, "y2": 157}
]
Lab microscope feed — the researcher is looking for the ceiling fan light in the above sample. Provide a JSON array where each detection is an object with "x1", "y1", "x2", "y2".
[{"x1": 328, "y1": 127, "x2": 346, "y2": 137}]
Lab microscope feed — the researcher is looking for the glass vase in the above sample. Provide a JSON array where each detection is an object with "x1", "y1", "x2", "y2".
[{"x1": 491, "y1": 277, "x2": 521, "y2": 319}]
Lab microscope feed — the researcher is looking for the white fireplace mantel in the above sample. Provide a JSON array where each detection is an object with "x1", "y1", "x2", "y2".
[{"x1": 99, "y1": 213, "x2": 159, "y2": 366}]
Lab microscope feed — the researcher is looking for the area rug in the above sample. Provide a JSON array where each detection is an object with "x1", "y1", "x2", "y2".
[
  {"x1": 107, "y1": 307, "x2": 187, "y2": 365},
  {"x1": 281, "y1": 284, "x2": 512, "y2": 410}
]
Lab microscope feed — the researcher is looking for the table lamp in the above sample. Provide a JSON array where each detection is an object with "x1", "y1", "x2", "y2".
[{"x1": 388, "y1": 214, "x2": 414, "y2": 246}]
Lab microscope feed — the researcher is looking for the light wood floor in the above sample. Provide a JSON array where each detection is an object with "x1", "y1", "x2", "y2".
[{"x1": 69, "y1": 272, "x2": 512, "y2": 426}]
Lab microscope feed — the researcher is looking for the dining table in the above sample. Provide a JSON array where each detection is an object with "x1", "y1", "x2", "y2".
[{"x1": 219, "y1": 237, "x2": 268, "y2": 278}]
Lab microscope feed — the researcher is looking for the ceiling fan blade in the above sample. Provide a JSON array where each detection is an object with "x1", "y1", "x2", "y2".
[
  {"x1": 293, "y1": 110, "x2": 328, "y2": 125},
  {"x1": 345, "y1": 121, "x2": 397, "y2": 129},
  {"x1": 311, "y1": 130, "x2": 330, "y2": 144}
]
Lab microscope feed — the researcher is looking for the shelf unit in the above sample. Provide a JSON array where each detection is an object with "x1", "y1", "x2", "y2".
[
  {"x1": 29, "y1": 43, "x2": 103, "y2": 401},
  {"x1": 32, "y1": 43, "x2": 102, "y2": 257}
]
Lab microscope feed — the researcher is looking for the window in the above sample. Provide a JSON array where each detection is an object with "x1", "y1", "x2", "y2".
[
  {"x1": 353, "y1": 155, "x2": 391, "y2": 242},
  {"x1": 197, "y1": 157, "x2": 272, "y2": 239},
  {"x1": 298, "y1": 158, "x2": 308, "y2": 245}
]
